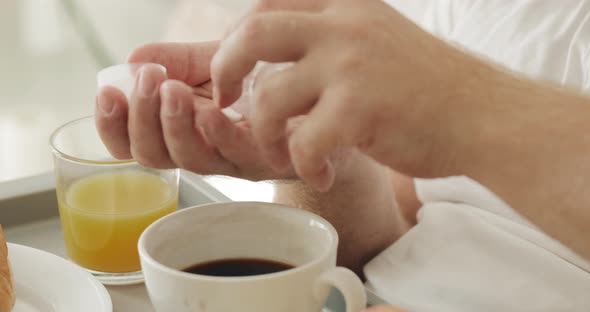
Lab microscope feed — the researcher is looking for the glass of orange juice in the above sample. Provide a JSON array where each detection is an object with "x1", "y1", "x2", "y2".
[{"x1": 50, "y1": 116, "x2": 179, "y2": 285}]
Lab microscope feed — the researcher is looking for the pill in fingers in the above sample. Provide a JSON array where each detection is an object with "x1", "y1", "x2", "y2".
[
  {"x1": 97, "y1": 63, "x2": 167, "y2": 101},
  {"x1": 221, "y1": 107, "x2": 243, "y2": 122}
]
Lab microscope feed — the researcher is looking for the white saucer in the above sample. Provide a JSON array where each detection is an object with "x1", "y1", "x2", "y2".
[{"x1": 8, "y1": 243, "x2": 112, "y2": 312}]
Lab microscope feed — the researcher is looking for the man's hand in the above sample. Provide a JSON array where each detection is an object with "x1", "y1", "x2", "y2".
[
  {"x1": 212, "y1": 0, "x2": 478, "y2": 191},
  {"x1": 95, "y1": 41, "x2": 298, "y2": 181},
  {"x1": 94, "y1": 4, "x2": 414, "y2": 275},
  {"x1": 94, "y1": 41, "x2": 410, "y2": 275}
]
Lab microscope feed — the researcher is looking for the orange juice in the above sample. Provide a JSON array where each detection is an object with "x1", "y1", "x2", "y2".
[{"x1": 57, "y1": 171, "x2": 177, "y2": 273}]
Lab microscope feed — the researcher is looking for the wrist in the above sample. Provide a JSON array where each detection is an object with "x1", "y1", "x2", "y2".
[
  {"x1": 445, "y1": 57, "x2": 590, "y2": 183},
  {"x1": 429, "y1": 50, "x2": 528, "y2": 178}
]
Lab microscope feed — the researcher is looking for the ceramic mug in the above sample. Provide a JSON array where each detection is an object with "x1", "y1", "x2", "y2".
[{"x1": 138, "y1": 201, "x2": 366, "y2": 312}]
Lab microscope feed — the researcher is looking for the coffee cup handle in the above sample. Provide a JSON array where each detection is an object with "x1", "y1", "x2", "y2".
[{"x1": 315, "y1": 267, "x2": 367, "y2": 312}]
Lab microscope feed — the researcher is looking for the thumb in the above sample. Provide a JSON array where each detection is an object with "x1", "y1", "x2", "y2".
[{"x1": 128, "y1": 41, "x2": 218, "y2": 87}]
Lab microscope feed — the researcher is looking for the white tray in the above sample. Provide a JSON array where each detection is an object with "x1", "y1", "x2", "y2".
[
  {"x1": 1, "y1": 171, "x2": 232, "y2": 311},
  {"x1": 0, "y1": 171, "x2": 385, "y2": 311}
]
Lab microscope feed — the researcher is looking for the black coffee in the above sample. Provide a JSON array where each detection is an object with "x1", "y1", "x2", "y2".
[{"x1": 183, "y1": 258, "x2": 294, "y2": 277}]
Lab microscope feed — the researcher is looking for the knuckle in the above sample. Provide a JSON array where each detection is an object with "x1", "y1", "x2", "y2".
[
  {"x1": 335, "y1": 52, "x2": 363, "y2": 75},
  {"x1": 241, "y1": 15, "x2": 266, "y2": 42}
]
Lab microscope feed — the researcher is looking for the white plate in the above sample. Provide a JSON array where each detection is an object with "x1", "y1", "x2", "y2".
[{"x1": 7, "y1": 243, "x2": 112, "y2": 312}]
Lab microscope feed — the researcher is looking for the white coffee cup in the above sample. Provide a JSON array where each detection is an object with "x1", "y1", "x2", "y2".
[{"x1": 138, "y1": 202, "x2": 367, "y2": 312}]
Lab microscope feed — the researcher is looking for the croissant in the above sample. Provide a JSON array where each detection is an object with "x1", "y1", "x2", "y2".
[{"x1": 0, "y1": 225, "x2": 15, "y2": 312}]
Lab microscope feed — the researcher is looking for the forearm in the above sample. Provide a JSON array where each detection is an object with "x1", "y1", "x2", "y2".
[
  {"x1": 274, "y1": 152, "x2": 409, "y2": 276},
  {"x1": 451, "y1": 61, "x2": 590, "y2": 259}
]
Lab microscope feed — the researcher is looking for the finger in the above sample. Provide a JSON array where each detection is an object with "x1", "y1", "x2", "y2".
[
  {"x1": 250, "y1": 60, "x2": 322, "y2": 170},
  {"x1": 95, "y1": 86, "x2": 131, "y2": 159},
  {"x1": 128, "y1": 64, "x2": 174, "y2": 168},
  {"x1": 253, "y1": 0, "x2": 330, "y2": 11},
  {"x1": 224, "y1": 0, "x2": 330, "y2": 37},
  {"x1": 225, "y1": 0, "x2": 330, "y2": 33},
  {"x1": 288, "y1": 89, "x2": 365, "y2": 191},
  {"x1": 212, "y1": 11, "x2": 322, "y2": 107},
  {"x1": 128, "y1": 41, "x2": 218, "y2": 86},
  {"x1": 197, "y1": 103, "x2": 250, "y2": 169},
  {"x1": 160, "y1": 80, "x2": 235, "y2": 175}
]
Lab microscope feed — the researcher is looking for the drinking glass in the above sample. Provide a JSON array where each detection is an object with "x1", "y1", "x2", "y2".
[{"x1": 50, "y1": 116, "x2": 179, "y2": 285}]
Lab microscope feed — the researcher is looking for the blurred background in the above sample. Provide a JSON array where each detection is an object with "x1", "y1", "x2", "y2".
[{"x1": 0, "y1": 0, "x2": 274, "y2": 201}]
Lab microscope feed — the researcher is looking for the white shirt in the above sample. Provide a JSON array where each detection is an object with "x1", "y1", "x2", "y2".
[{"x1": 365, "y1": 1, "x2": 590, "y2": 311}]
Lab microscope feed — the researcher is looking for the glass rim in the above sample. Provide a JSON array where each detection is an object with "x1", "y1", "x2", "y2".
[{"x1": 49, "y1": 115, "x2": 136, "y2": 166}]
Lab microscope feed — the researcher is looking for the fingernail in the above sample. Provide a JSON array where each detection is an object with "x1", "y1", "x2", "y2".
[
  {"x1": 138, "y1": 68, "x2": 156, "y2": 97},
  {"x1": 97, "y1": 95, "x2": 115, "y2": 115},
  {"x1": 314, "y1": 160, "x2": 335, "y2": 193}
]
